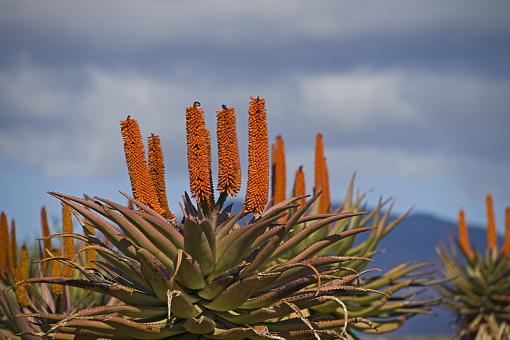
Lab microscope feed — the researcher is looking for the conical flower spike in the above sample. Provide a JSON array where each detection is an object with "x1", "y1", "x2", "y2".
[
  {"x1": 245, "y1": 97, "x2": 269, "y2": 214},
  {"x1": 83, "y1": 224, "x2": 96, "y2": 268},
  {"x1": 458, "y1": 209, "x2": 474, "y2": 259},
  {"x1": 14, "y1": 245, "x2": 30, "y2": 307},
  {"x1": 271, "y1": 135, "x2": 286, "y2": 205},
  {"x1": 0, "y1": 212, "x2": 9, "y2": 277},
  {"x1": 186, "y1": 102, "x2": 214, "y2": 205},
  {"x1": 503, "y1": 207, "x2": 510, "y2": 256},
  {"x1": 62, "y1": 204, "x2": 74, "y2": 278},
  {"x1": 0, "y1": 213, "x2": 13, "y2": 273},
  {"x1": 120, "y1": 116, "x2": 162, "y2": 213},
  {"x1": 486, "y1": 194, "x2": 497, "y2": 251},
  {"x1": 216, "y1": 105, "x2": 241, "y2": 196},
  {"x1": 204, "y1": 128, "x2": 215, "y2": 206},
  {"x1": 51, "y1": 248, "x2": 63, "y2": 295},
  {"x1": 293, "y1": 166, "x2": 306, "y2": 206},
  {"x1": 314, "y1": 133, "x2": 330, "y2": 213},
  {"x1": 10, "y1": 219, "x2": 17, "y2": 269},
  {"x1": 314, "y1": 133, "x2": 324, "y2": 194},
  {"x1": 320, "y1": 156, "x2": 331, "y2": 213},
  {"x1": 148, "y1": 134, "x2": 174, "y2": 219},
  {"x1": 40, "y1": 207, "x2": 52, "y2": 270}
]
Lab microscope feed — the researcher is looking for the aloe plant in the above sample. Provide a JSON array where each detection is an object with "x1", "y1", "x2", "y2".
[
  {"x1": 13, "y1": 97, "x2": 438, "y2": 339},
  {"x1": 436, "y1": 196, "x2": 510, "y2": 339},
  {"x1": 0, "y1": 207, "x2": 109, "y2": 339}
]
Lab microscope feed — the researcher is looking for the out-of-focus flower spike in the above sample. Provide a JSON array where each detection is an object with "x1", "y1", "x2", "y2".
[
  {"x1": 62, "y1": 204, "x2": 74, "y2": 278},
  {"x1": 486, "y1": 194, "x2": 497, "y2": 251},
  {"x1": 314, "y1": 133, "x2": 330, "y2": 213},
  {"x1": 216, "y1": 105, "x2": 241, "y2": 196},
  {"x1": 245, "y1": 97, "x2": 269, "y2": 214},
  {"x1": 0, "y1": 213, "x2": 13, "y2": 274},
  {"x1": 14, "y1": 245, "x2": 30, "y2": 307},
  {"x1": 293, "y1": 166, "x2": 306, "y2": 206},
  {"x1": 320, "y1": 156, "x2": 331, "y2": 214},
  {"x1": 148, "y1": 134, "x2": 174, "y2": 219},
  {"x1": 84, "y1": 225, "x2": 97, "y2": 268},
  {"x1": 0, "y1": 212, "x2": 10, "y2": 278},
  {"x1": 41, "y1": 207, "x2": 52, "y2": 266},
  {"x1": 314, "y1": 133, "x2": 324, "y2": 194},
  {"x1": 10, "y1": 219, "x2": 17, "y2": 270},
  {"x1": 120, "y1": 116, "x2": 162, "y2": 214},
  {"x1": 51, "y1": 248, "x2": 64, "y2": 295},
  {"x1": 503, "y1": 207, "x2": 510, "y2": 256},
  {"x1": 458, "y1": 209, "x2": 474, "y2": 259},
  {"x1": 271, "y1": 135, "x2": 286, "y2": 205}
]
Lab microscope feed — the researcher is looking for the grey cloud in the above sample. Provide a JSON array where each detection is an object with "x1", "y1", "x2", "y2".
[
  {"x1": 0, "y1": 1, "x2": 509, "y2": 226},
  {"x1": 1, "y1": 1, "x2": 510, "y2": 79},
  {"x1": 1, "y1": 64, "x2": 508, "y2": 183}
]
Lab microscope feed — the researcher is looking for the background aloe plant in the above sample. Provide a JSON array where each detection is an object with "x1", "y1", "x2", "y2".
[
  {"x1": 0, "y1": 207, "x2": 110, "y2": 339},
  {"x1": 271, "y1": 133, "x2": 440, "y2": 336},
  {"x1": 436, "y1": 196, "x2": 510, "y2": 339}
]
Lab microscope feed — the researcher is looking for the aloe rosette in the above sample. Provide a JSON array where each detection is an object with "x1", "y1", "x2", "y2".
[
  {"x1": 436, "y1": 196, "x2": 510, "y2": 339},
  {"x1": 17, "y1": 97, "x2": 438, "y2": 339}
]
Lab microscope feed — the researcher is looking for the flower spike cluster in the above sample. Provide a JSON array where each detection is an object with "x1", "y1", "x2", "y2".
[
  {"x1": 186, "y1": 102, "x2": 214, "y2": 205},
  {"x1": 216, "y1": 105, "x2": 242, "y2": 196},
  {"x1": 438, "y1": 195, "x2": 510, "y2": 339},
  {"x1": 244, "y1": 97, "x2": 269, "y2": 214}
]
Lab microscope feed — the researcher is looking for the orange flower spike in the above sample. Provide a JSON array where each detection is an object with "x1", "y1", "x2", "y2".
[
  {"x1": 272, "y1": 135, "x2": 286, "y2": 205},
  {"x1": 83, "y1": 224, "x2": 97, "y2": 268},
  {"x1": 14, "y1": 245, "x2": 30, "y2": 307},
  {"x1": 320, "y1": 157, "x2": 331, "y2": 214},
  {"x1": 0, "y1": 212, "x2": 10, "y2": 277},
  {"x1": 186, "y1": 102, "x2": 214, "y2": 204},
  {"x1": 10, "y1": 219, "x2": 17, "y2": 270},
  {"x1": 216, "y1": 105, "x2": 242, "y2": 196},
  {"x1": 40, "y1": 207, "x2": 52, "y2": 271},
  {"x1": 245, "y1": 97, "x2": 269, "y2": 214},
  {"x1": 314, "y1": 133, "x2": 325, "y2": 194},
  {"x1": 204, "y1": 128, "x2": 215, "y2": 206},
  {"x1": 0, "y1": 211, "x2": 9, "y2": 277},
  {"x1": 293, "y1": 166, "x2": 306, "y2": 206},
  {"x1": 120, "y1": 116, "x2": 162, "y2": 213},
  {"x1": 458, "y1": 209, "x2": 475, "y2": 259},
  {"x1": 503, "y1": 207, "x2": 510, "y2": 256},
  {"x1": 148, "y1": 134, "x2": 174, "y2": 219},
  {"x1": 486, "y1": 194, "x2": 497, "y2": 251},
  {"x1": 62, "y1": 204, "x2": 75, "y2": 278},
  {"x1": 51, "y1": 248, "x2": 64, "y2": 295}
]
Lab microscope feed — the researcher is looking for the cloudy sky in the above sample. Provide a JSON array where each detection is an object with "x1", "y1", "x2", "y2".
[{"x1": 1, "y1": 1, "x2": 509, "y2": 240}]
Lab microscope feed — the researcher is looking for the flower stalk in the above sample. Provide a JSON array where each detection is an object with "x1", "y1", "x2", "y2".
[{"x1": 244, "y1": 97, "x2": 269, "y2": 214}]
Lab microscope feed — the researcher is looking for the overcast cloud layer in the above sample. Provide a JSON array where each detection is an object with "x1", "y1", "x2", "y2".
[{"x1": 1, "y1": 1, "x2": 509, "y2": 238}]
